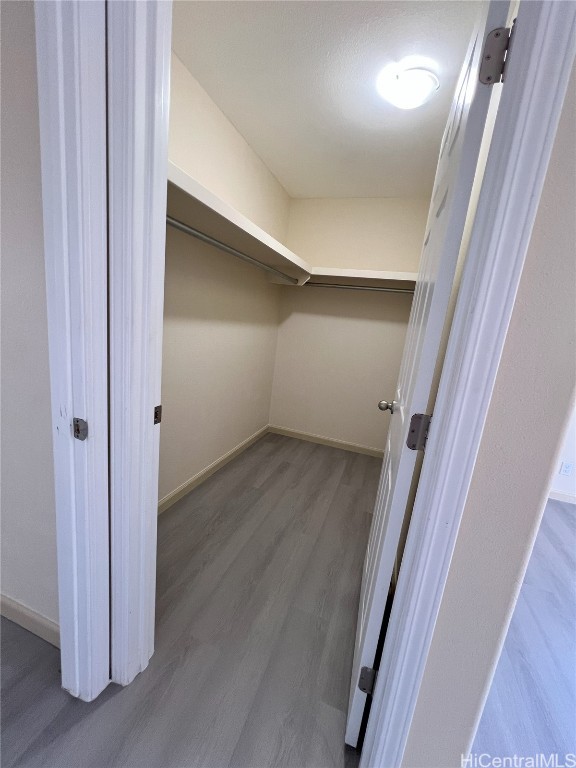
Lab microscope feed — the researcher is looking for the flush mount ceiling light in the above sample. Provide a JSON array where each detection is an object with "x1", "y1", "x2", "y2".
[{"x1": 376, "y1": 60, "x2": 440, "y2": 110}]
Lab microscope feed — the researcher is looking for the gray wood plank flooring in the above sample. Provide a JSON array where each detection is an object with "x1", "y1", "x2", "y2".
[
  {"x1": 473, "y1": 499, "x2": 576, "y2": 758},
  {"x1": 1, "y1": 435, "x2": 380, "y2": 768}
]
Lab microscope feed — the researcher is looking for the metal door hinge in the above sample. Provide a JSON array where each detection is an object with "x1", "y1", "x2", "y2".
[
  {"x1": 359, "y1": 666, "x2": 378, "y2": 696},
  {"x1": 407, "y1": 414, "x2": 431, "y2": 451},
  {"x1": 73, "y1": 417, "x2": 88, "y2": 441},
  {"x1": 154, "y1": 405, "x2": 162, "y2": 425},
  {"x1": 479, "y1": 20, "x2": 516, "y2": 85}
]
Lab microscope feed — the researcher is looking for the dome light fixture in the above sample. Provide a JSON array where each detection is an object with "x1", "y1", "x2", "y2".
[{"x1": 376, "y1": 60, "x2": 440, "y2": 110}]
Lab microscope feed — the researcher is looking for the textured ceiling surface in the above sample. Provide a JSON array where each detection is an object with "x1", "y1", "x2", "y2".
[{"x1": 172, "y1": 1, "x2": 481, "y2": 199}]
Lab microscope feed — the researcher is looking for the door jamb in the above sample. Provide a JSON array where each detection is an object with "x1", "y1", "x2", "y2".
[{"x1": 360, "y1": 3, "x2": 576, "y2": 766}]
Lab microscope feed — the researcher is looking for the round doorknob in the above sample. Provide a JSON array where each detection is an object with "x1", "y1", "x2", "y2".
[{"x1": 378, "y1": 400, "x2": 397, "y2": 414}]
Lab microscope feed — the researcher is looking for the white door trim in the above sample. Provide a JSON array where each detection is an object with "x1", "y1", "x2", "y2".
[
  {"x1": 107, "y1": 1, "x2": 172, "y2": 684},
  {"x1": 34, "y1": 0, "x2": 110, "y2": 701},
  {"x1": 360, "y1": 3, "x2": 576, "y2": 766}
]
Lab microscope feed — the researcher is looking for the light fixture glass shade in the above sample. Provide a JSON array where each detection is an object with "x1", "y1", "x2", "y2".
[{"x1": 376, "y1": 65, "x2": 439, "y2": 110}]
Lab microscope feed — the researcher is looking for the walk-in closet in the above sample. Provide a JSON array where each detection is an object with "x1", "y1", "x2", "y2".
[
  {"x1": 149, "y1": 3, "x2": 479, "y2": 765},
  {"x1": 4, "y1": 0, "x2": 572, "y2": 765}
]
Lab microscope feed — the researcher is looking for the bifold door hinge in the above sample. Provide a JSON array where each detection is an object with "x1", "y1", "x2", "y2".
[
  {"x1": 407, "y1": 414, "x2": 431, "y2": 452},
  {"x1": 154, "y1": 405, "x2": 162, "y2": 425},
  {"x1": 359, "y1": 666, "x2": 378, "y2": 696},
  {"x1": 479, "y1": 20, "x2": 516, "y2": 85},
  {"x1": 73, "y1": 417, "x2": 88, "y2": 441}
]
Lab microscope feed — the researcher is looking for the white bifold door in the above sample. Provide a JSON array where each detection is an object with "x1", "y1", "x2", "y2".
[
  {"x1": 345, "y1": 0, "x2": 510, "y2": 746},
  {"x1": 35, "y1": 0, "x2": 172, "y2": 700}
]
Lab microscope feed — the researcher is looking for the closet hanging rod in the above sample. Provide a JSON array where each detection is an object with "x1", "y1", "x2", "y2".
[
  {"x1": 166, "y1": 215, "x2": 299, "y2": 285},
  {"x1": 304, "y1": 282, "x2": 415, "y2": 295}
]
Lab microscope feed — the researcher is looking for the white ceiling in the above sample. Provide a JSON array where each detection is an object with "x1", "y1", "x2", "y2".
[{"x1": 172, "y1": 1, "x2": 481, "y2": 199}]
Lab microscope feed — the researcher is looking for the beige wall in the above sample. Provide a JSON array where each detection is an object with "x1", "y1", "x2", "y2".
[
  {"x1": 402, "y1": 65, "x2": 576, "y2": 768},
  {"x1": 162, "y1": 53, "x2": 422, "y2": 495},
  {"x1": 549, "y1": 406, "x2": 576, "y2": 500},
  {"x1": 159, "y1": 251, "x2": 412, "y2": 501},
  {"x1": 158, "y1": 227, "x2": 280, "y2": 503},
  {"x1": 270, "y1": 287, "x2": 412, "y2": 451},
  {"x1": 169, "y1": 54, "x2": 290, "y2": 243},
  {"x1": 0, "y1": 1, "x2": 59, "y2": 625},
  {"x1": 286, "y1": 197, "x2": 429, "y2": 272}
]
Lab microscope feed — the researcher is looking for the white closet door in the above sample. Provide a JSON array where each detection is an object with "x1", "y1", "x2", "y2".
[
  {"x1": 346, "y1": 0, "x2": 510, "y2": 745},
  {"x1": 35, "y1": 0, "x2": 110, "y2": 701},
  {"x1": 107, "y1": 0, "x2": 172, "y2": 685}
]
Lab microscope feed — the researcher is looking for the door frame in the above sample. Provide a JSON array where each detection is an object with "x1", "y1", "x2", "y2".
[
  {"x1": 360, "y1": 2, "x2": 576, "y2": 766},
  {"x1": 35, "y1": 0, "x2": 110, "y2": 701}
]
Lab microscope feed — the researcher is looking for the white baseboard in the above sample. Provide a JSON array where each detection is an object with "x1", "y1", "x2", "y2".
[
  {"x1": 158, "y1": 426, "x2": 269, "y2": 514},
  {"x1": 0, "y1": 594, "x2": 60, "y2": 648},
  {"x1": 267, "y1": 425, "x2": 384, "y2": 458},
  {"x1": 549, "y1": 490, "x2": 576, "y2": 505},
  {"x1": 158, "y1": 424, "x2": 384, "y2": 515}
]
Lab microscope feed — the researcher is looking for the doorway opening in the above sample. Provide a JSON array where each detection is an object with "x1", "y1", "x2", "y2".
[{"x1": 152, "y1": 1, "x2": 496, "y2": 763}]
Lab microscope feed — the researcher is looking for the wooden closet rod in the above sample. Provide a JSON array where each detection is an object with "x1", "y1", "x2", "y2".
[
  {"x1": 304, "y1": 282, "x2": 415, "y2": 295},
  {"x1": 166, "y1": 215, "x2": 299, "y2": 285}
]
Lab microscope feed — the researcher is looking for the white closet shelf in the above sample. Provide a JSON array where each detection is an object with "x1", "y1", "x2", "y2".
[
  {"x1": 306, "y1": 268, "x2": 417, "y2": 292},
  {"x1": 166, "y1": 161, "x2": 417, "y2": 294},
  {"x1": 167, "y1": 161, "x2": 310, "y2": 285}
]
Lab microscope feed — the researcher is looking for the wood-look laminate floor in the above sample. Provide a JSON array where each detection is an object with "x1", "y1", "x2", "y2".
[
  {"x1": 1, "y1": 434, "x2": 381, "y2": 768},
  {"x1": 473, "y1": 498, "x2": 576, "y2": 758}
]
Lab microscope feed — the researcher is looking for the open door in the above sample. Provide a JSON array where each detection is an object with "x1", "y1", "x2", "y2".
[
  {"x1": 346, "y1": 0, "x2": 510, "y2": 745},
  {"x1": 107, "y1": 1, "x2": 172, "y2": 685},
  {"x1": 35, "y1": 0, "x2": 111, "y2": 702},
  {"x1": 35, "y1": 0, "x2": 171, "y2": 697}
]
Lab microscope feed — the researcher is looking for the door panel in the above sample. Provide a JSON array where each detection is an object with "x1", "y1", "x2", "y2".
[
  {"x1": 35, "y1": 0, "x2": 111, "y2": 701},
  {"x1": 346, "y1": 0, "x2": 510, "y2": 746},
  {"x1": 107, "y1": 0, "x2": 172, "y2": 685}
]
